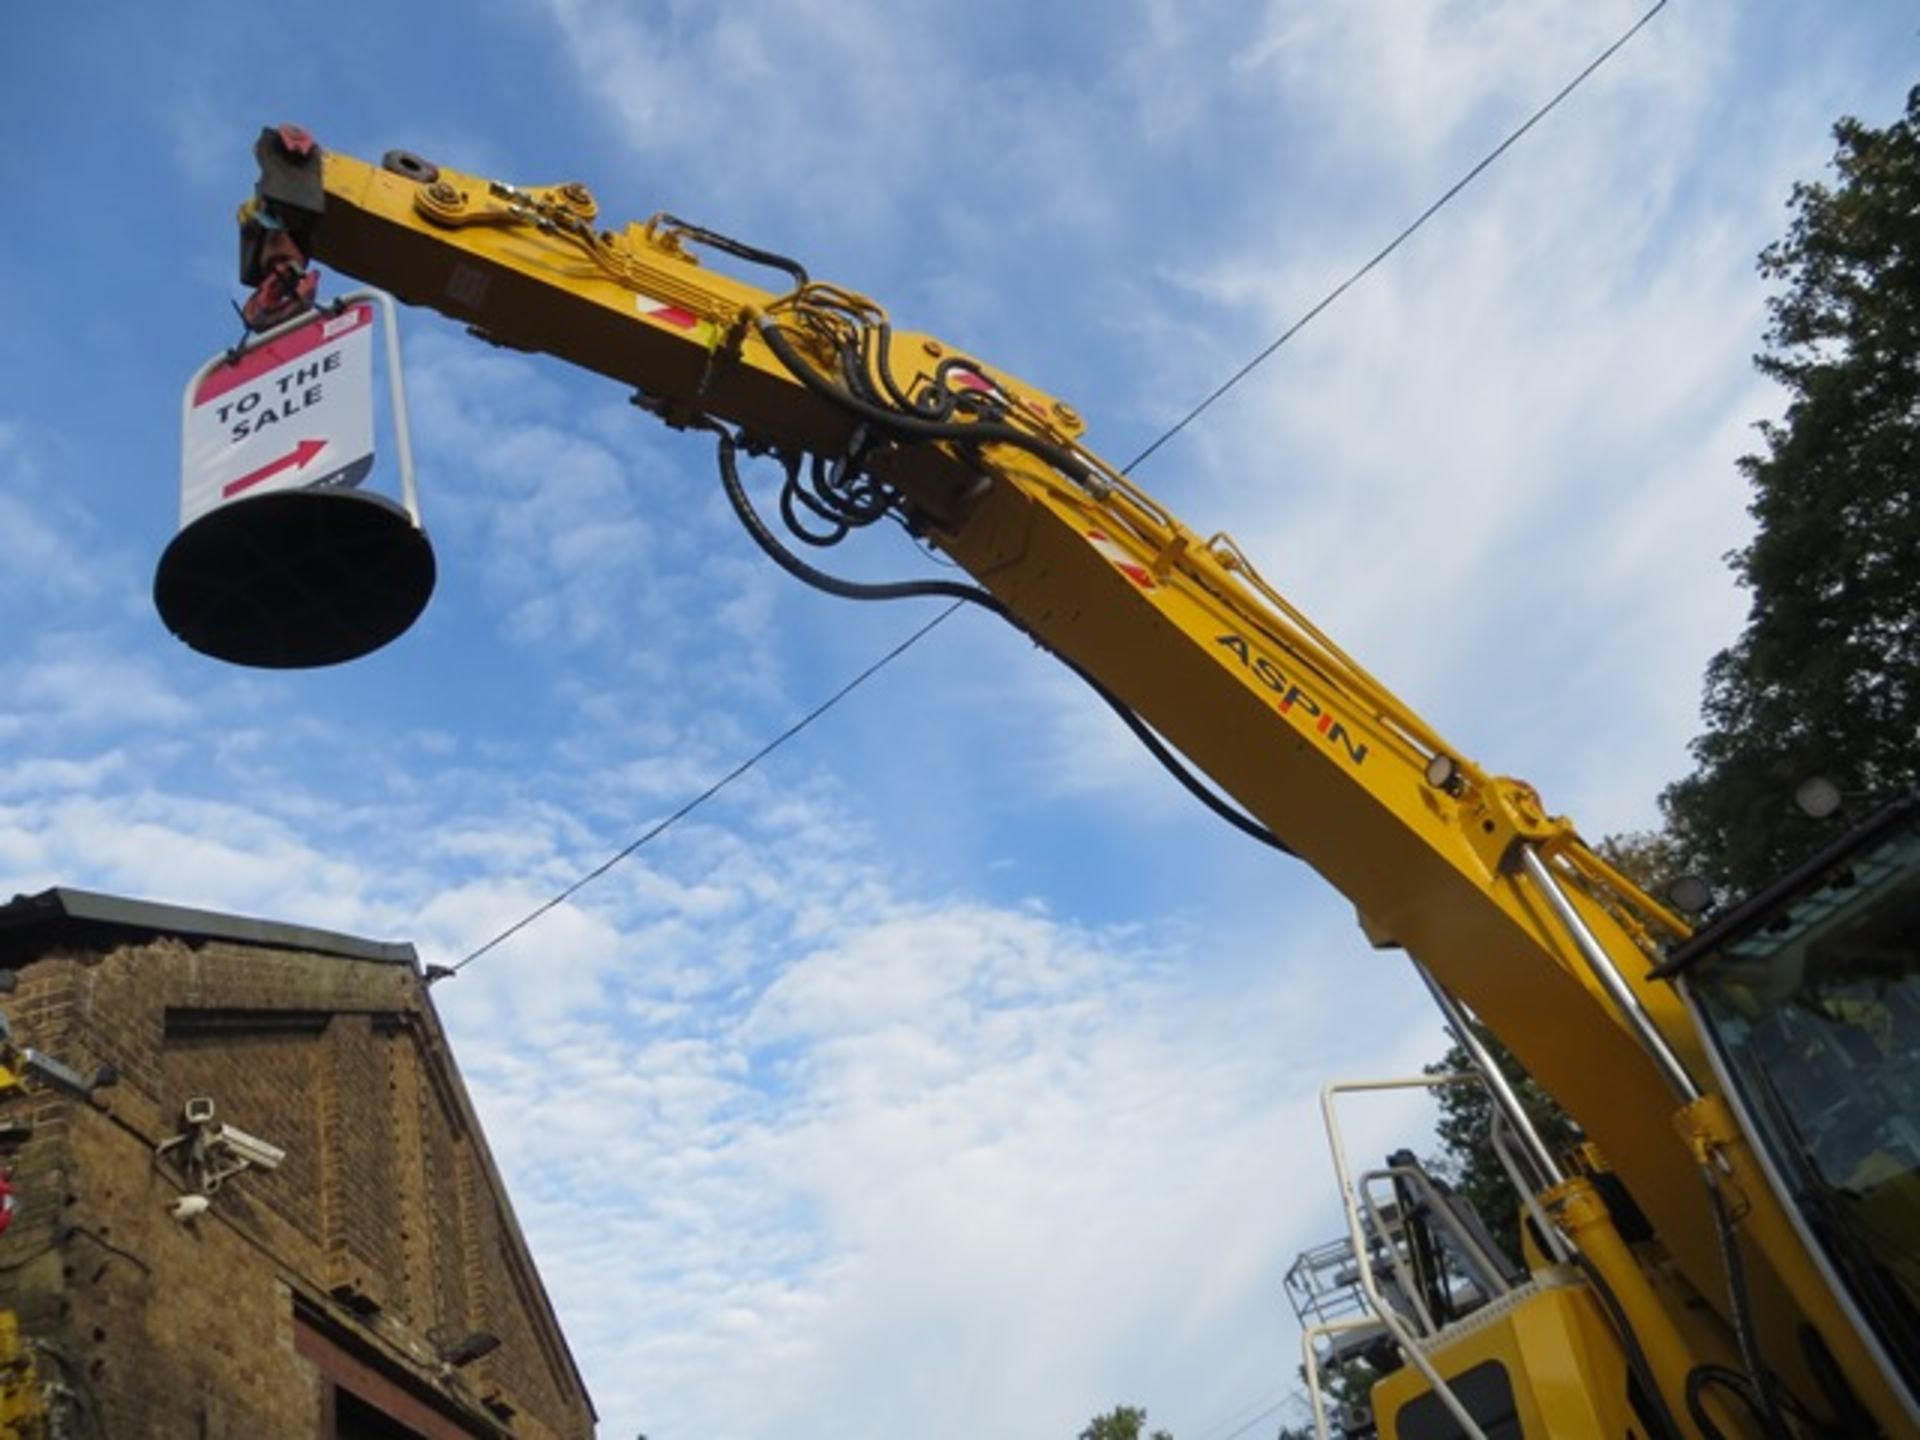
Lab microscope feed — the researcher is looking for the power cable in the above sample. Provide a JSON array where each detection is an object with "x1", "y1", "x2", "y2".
[
  {"x1": 1213, "y1": 1396, "x2": 1293, "y2": 1440},
  {"x1": 1119, "y1": 0, "x2": 1670, "y2": 476},
  {"x1": 445, "y1": 2, "x2": 1668, "y2": 974},
  {"x1": 442, "y1": 601, "x2": 964, "y2": 977},
  {"x1": 1185, "y1": 1385, "x2": 1294, "y2": 1440}
]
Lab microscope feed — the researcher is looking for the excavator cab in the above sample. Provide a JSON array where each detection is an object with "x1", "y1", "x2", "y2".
[{"x1": 1661, "y1": 791, "x2": 1920, "y2": 1403}]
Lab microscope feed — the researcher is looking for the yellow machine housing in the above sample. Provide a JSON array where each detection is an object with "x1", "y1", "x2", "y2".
[{"x1": 191, "y1": 126, "x2": 1920, "y2": 1439}]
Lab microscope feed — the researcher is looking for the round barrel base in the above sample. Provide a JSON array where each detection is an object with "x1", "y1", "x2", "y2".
[{"x1": 153, "y1": 488, "x2": 435, "y2": 669}]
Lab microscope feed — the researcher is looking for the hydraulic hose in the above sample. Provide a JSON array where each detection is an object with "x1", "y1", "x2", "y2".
[
  {"x1": 711, "y1": 429, "x2": 1293, "y2": 856},
  {"x1": 870, "y1": 320, "x2": 927, "y2": 415},
  {"x1": 1706, "y1": 1175, "x2": 1795, "y2": 1439},
  {"x1": 753, "y1": 315, "x2": 1095, "y2": 486},
  {"x1": 651, "y1": 215, "x2": 810, "y2": 290},
  {"x1": 717, "y1": 428, "x2": 997, "y2": 611},
  {"x1": 1567, "y1": 1251, "x2": 1688, "y2": 1440}
]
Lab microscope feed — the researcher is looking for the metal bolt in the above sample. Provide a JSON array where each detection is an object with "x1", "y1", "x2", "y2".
[
  {"x1": 560, "y1": 182, "x2": 593, "y2": 207},
  {"x1": 1053, "y1": 401, "x2": 1080, "y2": 426},
  {"x1": 426, "y1": 181, "x2": 460, "y2": 207},
  {"x1": 922, "y1": 340, "x2": 944, "y2": 358}
]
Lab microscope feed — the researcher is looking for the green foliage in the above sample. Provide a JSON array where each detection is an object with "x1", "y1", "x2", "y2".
[
  {"x1": 1425, "y1": 86, "x2": 1920, "y2": 1245},
  {"x1": 1593, "y1": 827, "x2": 1686, "y2": 898},
  {"x1": 1289, "y1": 1353, "x2": 1377, "y2": 1439},
  {"x1": 1079, "y1": 1404, "x2": 1171, "y2": 1440},
  {"x1": 1318, "y1": 1356, "x2": 1381, "y2": 1418},
  {"x1": 1424, "y1": 1028, "x2": 1583, "y2": 1263},
  {"x1": 1663, "y1": 85, "x2": 1920, "y2": 896}
]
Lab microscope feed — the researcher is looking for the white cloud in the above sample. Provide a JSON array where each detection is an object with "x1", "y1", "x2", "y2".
[
  {"x1": 0, "y1": 425, "x2": 107, "y2": 608},
  {"x1": 0, "y1": 639, "x2": 198, "y2": 743},
  {"x1": 384, "y1": 17, "x2": 1895, "y2": 1429},
  {"x1": 0, "y1": 791, "x2": 376, "y2": 925},
  {"x1": 7, "y1": 9, "x2": 1913, "y2": 1440},
  {"x1": 1007, "y1": 0, "x2": 1857, "y2": 849},
  {"x1": 0, "y1": 752, "x2": 129, "y2": 799},
  {"x1": 435, "y1": 884, "x2": 1367, "y2": 1440},
  {"x1": 1240, "y1": 0, "x2": 1718, "y2": 170}
]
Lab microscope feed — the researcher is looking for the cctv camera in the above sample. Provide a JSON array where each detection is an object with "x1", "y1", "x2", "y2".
[{"x1": 215, "y1": 1123, "x2": 286, "y2": 1172}]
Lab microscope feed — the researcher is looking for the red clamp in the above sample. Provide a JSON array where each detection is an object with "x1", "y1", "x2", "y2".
[
  {"x1": 272, "y1": 123, "x2": 317, "y2": 158},
  {"x1": 238, "y1": 197, "x2": 319, "y2": 332},
  {"x1": 242, "y1": 253, "x2": 319, "y2": 332}
]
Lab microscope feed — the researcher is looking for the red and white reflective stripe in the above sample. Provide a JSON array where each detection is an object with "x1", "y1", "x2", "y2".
[
  {"x1": 946, "y1": 368, "x2": 1049, "y2": 421},
  {"x1": 643, "y1": 303, "x2": 701, "y2": 330},
  {"x1": 1086, "y1": 529, "x2": 1156, "y2": 590}
]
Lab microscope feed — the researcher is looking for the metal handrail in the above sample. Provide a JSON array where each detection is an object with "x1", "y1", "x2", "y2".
[{"x1": 1321, "y1": 1075, "x2": 1492, "y2": 1440}]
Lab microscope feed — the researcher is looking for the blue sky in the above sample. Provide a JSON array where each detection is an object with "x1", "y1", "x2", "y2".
[{"x1": 3, "y1": 5, "x2": 1916, "y2": 1438}]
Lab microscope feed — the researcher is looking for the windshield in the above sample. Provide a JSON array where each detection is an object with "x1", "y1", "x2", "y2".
[{"x1": 1685, "y1": 814, "x2": 1920, "y2": 1387}]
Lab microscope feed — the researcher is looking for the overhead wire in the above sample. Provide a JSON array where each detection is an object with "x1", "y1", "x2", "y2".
[
  {"x1": 1118, "y1": 0, "x2": 1670, "y2": 476},
  {"x1": 443, "y1": 601, "x2": 964, "y2": 976},
  {"x1": 1212, "y1": 1396, "x2": 1295, "y2": 1440},
  {"x1": 444, "y1": 0, "x2": 1668, "y2": 975},
  {"x1": 1183, "y1": 1384, "x2": 1297, "y2": 1440}
]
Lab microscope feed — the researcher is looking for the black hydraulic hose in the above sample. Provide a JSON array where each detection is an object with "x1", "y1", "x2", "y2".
[
  {"x1": 934, "y1": 353, "x2": 997, "y2": 394},
  {"x1": 847, "y1": 329, "x2": 940, "y2": 423},
  {"x1": 787, "y1": 456, "x2": 849, "y2": 528},
  {"x1": 652, "y1": 214, "x2": 809, "y2": 290},
  {"x1": 754, "y1": 316, "x2": 1094, "y2": 485},
  {"x1": 1685, "y1": 1368, "x2": 1738, "y2": 1440},
  {"x1": 1567, "y1": 1252, "x2": 1688, "y2": 1440},
  {"x1": 839, "y1": 338, "x2": 884, "y2": 409},
  {"x1": 856, "y1": 321, "x2": 956, "y2": 420},
  {"x1": 712, "y1": 430, "x2": 1293, "y2": 857},
  {"x1": 1686, "y1": 1365, "x2": 1797, "y2": 1440},
  {"x1": 1061, "y1": 652, "x2": 1296, "y2": 857},
  {"x1": 1706, "y1": 1176, "x2": 1795, "y2": 1439},
  {"x1": 718, "y1": 429, "x2": 997, "y2": 610},
  {"x1": 778, "y1": 470, "x2": 848, "y2": 547},
  {"x1": 808, "y1": 451, "x2": 892, "y2": 526},
  {"x1": 1798, "y1": 1326, "x2": 1875, "y2": 1437},
  {"x1": 871, "y1": 320, "x2": 925, "y2": 415}
]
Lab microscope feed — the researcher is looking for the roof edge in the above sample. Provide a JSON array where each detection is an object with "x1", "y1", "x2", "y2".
[{"x1": 0, "y1": 886, "x2": 417, "y2": 967}]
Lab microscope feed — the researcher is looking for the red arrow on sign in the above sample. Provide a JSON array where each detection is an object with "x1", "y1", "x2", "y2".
[{"x1": 222, "y1": 438, "x2": 329, "y2": 499}]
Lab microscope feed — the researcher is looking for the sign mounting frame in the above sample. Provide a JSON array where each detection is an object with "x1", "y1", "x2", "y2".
[
  {"x1": 177, "y1": 287, "x2": 419, "y2": 526},
  {"x1": 155, "y1": 287, "x2": 435, "y2": 670}
]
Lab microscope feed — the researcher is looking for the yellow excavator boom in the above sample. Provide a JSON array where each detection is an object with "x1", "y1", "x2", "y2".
[{"x1": 214, "y1": 125, "x2": 1918, "y2": 1438}]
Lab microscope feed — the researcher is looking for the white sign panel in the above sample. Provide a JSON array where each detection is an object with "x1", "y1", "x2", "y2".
[{"x1": 181, "y1": 302, "x2": 376, "y2": 525}]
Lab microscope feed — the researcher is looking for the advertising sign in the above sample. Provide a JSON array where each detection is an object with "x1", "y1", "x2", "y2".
[{"x1": 181, "y1": 302, "x2": 375, "y2": 524}]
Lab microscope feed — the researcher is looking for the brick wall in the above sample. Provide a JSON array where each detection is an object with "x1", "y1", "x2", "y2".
[{"x1": 0, "y1": 926, "x2": 596, "y2": 1439}]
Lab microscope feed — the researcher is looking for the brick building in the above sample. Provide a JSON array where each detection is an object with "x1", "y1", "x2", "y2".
[{"x1": 0, "y1": 887, "x2": 597, "y2": 1439}]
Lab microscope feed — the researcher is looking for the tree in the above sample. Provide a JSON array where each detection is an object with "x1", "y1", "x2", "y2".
[
  {"x1": 1077, "y1": 1400, "x2": 1322, "y2": 1440},
  {"x1": 1078, "y1": 1404, "x2": 1171, "y2": 1440},
  {"x1": 1593, "y1": 827, "x2": 1686, "y2": 900},
  {"x1": 1313, "y1": 1355, "x2": 1383, "y2": 1438},
  {"x1": 1423, "y1": 1028, "x2": 1583, "y2": 1263},
  {"x1": 1663, "y1": 84, "x2": 1920, "y2": 896},
  {"x1": 1424, "y1": 85, "x2": 1920, "y2": 1224}
]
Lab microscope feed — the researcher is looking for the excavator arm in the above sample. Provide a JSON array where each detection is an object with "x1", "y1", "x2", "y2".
[{"x1": 224, "y1": 125, "x2": 1918, "y2": 1438}]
